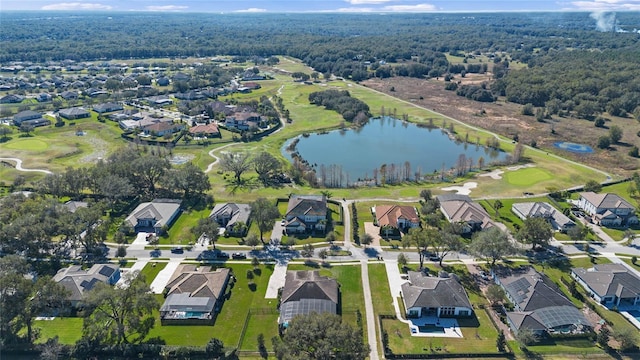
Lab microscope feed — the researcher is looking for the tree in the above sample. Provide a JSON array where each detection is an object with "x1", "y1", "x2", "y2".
[
  {"x1": 301, "y1": 243, "x2": 314, "y2": 258},
  {"x1": 397, "y1": 253, "x2": 408, "y2": 271},
  {"x1": 116, "y1": 245, "x2": 127, "y2": 258},
  {"x1": 161, "y1": 163, "x2": 211, "y2": 200},
  {"x1": 597, "y1": 135, "x2": 611, "y2": 149},
  {"x1": 205, "y1": 337, "x2": 225, "y2": 357},
  {"x1": 0, "y1": 126, "x2": 12, "y2": 141},
  {"x1": 431, "y1": 229, "x2": 464, "y2": 267},
  {"x1": 245, "y1": 233, "x2": 260, "y2": 249},
  {"x1": 584, "y1": 179, "x2": 602, "y2": 193},
  {"x1": 132, "y1": 154, "x2": 170, "y2": 196},
  {"x1": 567, "y1": 225, "x2": 588, "y2": 242},
  {"x1": 402, "y1": 227, "x2": 430, "y2": 270},
  {"x1": 609, "y1": 125, "x2": 623, "y2": 144},
  {"x1": 272, "y1": 313, "x2": 369, "y2": 360},
  {"x1": 594, "y1": 117, "x2": 606, "y2": 127},
  {"x1": 325, "y1": 231, "x2": 338, "y2": 243},
  {"x1": 629, "y1": 146, "x2": 639, "y2": 158},
  {"x1": 220, "y1": 152, "x2": 251, "y2": 184},
  {"x1": 469, "y1": 227, "x2": 515, "y2": 266},
  {"x1": 250, "y1": 198, "x2": 280, "y2": 243},
  {"x1": 517, "y1": 216, "x2": 553, "y2": 249},
  {"x1": 596, "y1": 327, "x2": 610, "y2": 349},
  {"x1": 191, "y1": 217, "x2": 220, "y2": 248},
  {"x1": 419, "y1": 189, "x2": 432, "y2": 202},
  {"x1": 361, "y1": 233, "x2": 373, "y2": 247},
  {"x1": 81, "y1": 271, "x2": 158, "y2": 345},
  {"x1": 613, "y1": 327, "x2": 638, "y2": 352},
  {"x1": 493, "y1": 199, "x2": 503, "y2": 217},
  {"x1": 496, "y1": 330, "x2": 507, "y2": 352},
  {"x1": 318, "y1": 249, "x2": 329, "y2": 263},
  {"x1": 516, "y1": 327, "x2": 539, "y2": 347},
  {"x1": 253, "y1": 151, "x2": 282, "y2": 185},
  {"x1": 486, "y1": 284, "x2": 506, "y2": 304},
  {"x1": 20, "y1": 123, "x2": 34, "y2": 136}
]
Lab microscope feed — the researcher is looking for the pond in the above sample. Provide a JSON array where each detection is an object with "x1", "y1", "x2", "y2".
[{"x1": 282, "y1": 117, "x2": 509, "y2": 187}]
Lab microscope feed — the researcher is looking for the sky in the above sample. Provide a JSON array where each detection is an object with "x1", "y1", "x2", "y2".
[{"x1": 1, "y1": 0, "x2": 640, "y2": 13}]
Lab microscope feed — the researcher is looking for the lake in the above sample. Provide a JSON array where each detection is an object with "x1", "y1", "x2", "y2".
[{"x1": 282, "y1": 117, "x2": 509, "y2": 187}]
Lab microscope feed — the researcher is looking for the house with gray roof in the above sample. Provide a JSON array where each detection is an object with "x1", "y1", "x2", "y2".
[
  {"x1": 64, "y1": 200, "x2": 88, "y2": 213},
  {"x1": 401, "y1": 271, "x2": 472, "y2": 318},
  {"x1": 512, "y1": 202, "x2": 575, "y2": 232},
  {"x1": 209, "y1": 203, "x2": 251, "y2": 236},
  {"x1": 493, "y1": 266, "x2": 590, "y2": 336},
  {"x1": 13, "y1": 110, "x2": 50, "y2": 127},
  {"x1": 53, "y1": 264, "x2": 120, "y2": 307},
  {"x1": 125, "y1": 199, "x2": 182, "y2": 234},
  {"x1": 0, "y1": 94, "x2": 25, "y2": 103},
  {"x1": 160, "y1": 265, "x2": 230, "y2": 325},
  {"x1": 577, "y1": 192, "x2": 637, "y2": 227},
  {"x1": 437, "y1": 194, "x2": 495, "y2": 234},
  {"x1": 59, "y1": 107, "x2": 90, "y2": 120},
  {"x1": 93, "y1": 102, "x2": 123, "y2": 114},
  {"x1": 279, "y1": 271, "x2": 339, "y2": 328},
  {"x1": 572, "y1": 264, "x2": 640, "y2": 310},
  {"x1": 284, "y1": 195, "x2": 327, "y2": 234}
]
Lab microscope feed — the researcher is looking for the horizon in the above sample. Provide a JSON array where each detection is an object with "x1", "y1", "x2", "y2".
[{"x1": 2, "y1": 0, "x2": 640, "y2": 13}]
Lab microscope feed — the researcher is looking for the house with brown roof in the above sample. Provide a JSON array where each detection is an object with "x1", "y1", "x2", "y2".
[
  {"x1": 142, "y1": 122, "x2": 185, "y2": 137},
  {"x1": 284, "y1": 194, "x2": 327, "y2": 234},
  {"x1": 437, "y1": 194, "x2": 495, "y2": 234},
  {"x1": 373, "y1": 204, "x2": 420, "y2": 238},
  {"x1": 189, "y1": 123, "x2": 220, "y2": 138},
  {"x1": 278, "y1": 270, "x2": 339, "y2": 328},
  {"x1": 224, "y1": 111, "x2": 265, "y2": 131},
  {"x1": 577, "y1": 192, "x2": 637, "y2": 227},
  {"x1": 571, "y1": 264, "x2": 640, "y2": 310},
  {"x1": 160, "y1": 265, "x2": 231, "y2": 325},
  {"x1": 401, "y1": 271, "x2": 472, "y2": 318}
]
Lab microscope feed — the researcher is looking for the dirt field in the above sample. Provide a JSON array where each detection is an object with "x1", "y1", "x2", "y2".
[{"x1": 362, "y1": 77, "x2": 640, "y2": 178}]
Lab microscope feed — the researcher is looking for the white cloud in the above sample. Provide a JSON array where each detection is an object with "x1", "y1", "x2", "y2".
[
  {"x1": 234, "y1": 8, "x2": 268, "y2": 13},
  {"x1": 570, "y1": 0, "x2": 640, "y2": 11},
  {"x1": 334, "y1": 7, "x2": 376, "y2": 12},
  {"x1": 382, "y1": 3, "x2": 437, "y2": 11},
  {"x1": 145, "y1": 5, "x2": 188, "y2": 11},
  {"x1": 41, "y1": 2, "x2": 112, "y2": 10},
  {"x1": 345, "y1": 0, "x2": 392, "y2": 4}
]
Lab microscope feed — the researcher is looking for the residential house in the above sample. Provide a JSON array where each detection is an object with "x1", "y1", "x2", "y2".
[
  {"x1": 147, "y1": 95, "x2": 173, "y2": 106},
  {"x1": 13, "y1": 110, "x2": 50, "y2": 127},
  {"x1": 172, "y1": 72, "x2": 191, "y2": 82},
  {"x1": 401, "y1": 271, "x2": 473, "y2": 318},
  {"x1": 156, "y1": 77, "x2": 170, "y2": 86},
  {"x1": 160, "y1": 265, "x2": 231, "y2": 325},
  {"x1": 242, "y1": 82, "x2": 262, "y2": 90},
  {"x1": 209, "y1": 203, "x2": 251, "y2": 236},
  {"x1": 373, "y1": 204, "x2": 420, "y2": 238},
  {"x1": 189, "y1": 123, "x2": 220, "y2": 138},
  {"x1": 124, "y1": 199, "x2": 182, "y2": 234},
  {"x1": 0, "y1": 94, "x2": 24, "y2": 103},
  {"x1": 64, "y1": 200, "x2": 88, "y2": 213},
  {"x1": 571, "y1": 264, "x2": 640, "y2": 310},
  {"x1": 437, "y1": 194, "x2": 495, "y2": 234},
  {"x1": 53, "y1": 264, "x2": 120, "y2": 307},
  {"x1": 207, "y1": 101, "x2": 235, "y2": 116},
  {"x1": 512, "y1": 202, "x2": 575, "y2": 232},
  {"x1": 36, "y1": 93, "x2": 52, "y2": 102},
  {"x1": 242, "y1": 70, "x2": 265, "y2": 81},
  {"x1": 59, "y1": 107, "x2": 91, "y2": 120},
  {"x1": 142, "y1": 122, "x2": 185, "y2": 137},
  {"x1": 93, "y1": 102, "x2": 123, "y2": 114},
  {"x1": 279, "y1": 271, "x2": 339, "y2": 328},
  {"x1": 284, "y1": 195, "x2": 327, "y2": 234},
  {"x1": 59, "y1": 91, "x2": 78, "y2": 100},
  {"x1": 174, "y1": 91, "x2": 205, "y2": 100},
  {"x1": 577, "y1": 192, "x2": 637, "y2": 227},
  {"x1": 493, "y1": 266, "x2": 591, "y2": 336},
  {"x1": 224, "y1": 112, "x2": 265, "y2": 131}
]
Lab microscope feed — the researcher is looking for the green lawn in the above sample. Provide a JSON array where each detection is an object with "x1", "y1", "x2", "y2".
[
  {"x1": 34, "y1": 317, "x2": 84, "y2": 344},
  {"x1": 503, "y1": 167, "x2": 553, "y2": 187},
  {"x1": 140, "y1": 262, "x2": 167, "y2": 285},
  {"x1": 160, "y1": 208, "x2": 212, "y2": 245}
]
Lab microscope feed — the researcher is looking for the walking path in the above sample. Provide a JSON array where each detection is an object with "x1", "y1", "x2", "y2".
[
  {"x1": 265, "y1": 262, "x2": 288, "y2": 299},
  {"x1": 0, "y1": 157, "x2": 53, "y2": 174},
  {"x1": 360, "y1": 260, "x2": 380, "y2": 360},
  {"x1": 204, "y1": 142, "x2": 240, "y2": 173}
]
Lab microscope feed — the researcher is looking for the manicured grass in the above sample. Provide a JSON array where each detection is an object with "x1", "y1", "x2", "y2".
[
  {"x1": 240, "y1": 313, "x2": 280, "y2": 352},
  {"x1": 140, "y1": 262, "x2": 167, "y2": 285},
  {"x1": 34, "y1": 317, "x2": 83, "y2": 344},
  {"x1": 160, "y1": 208, "x2": 212, "y2": 245},
  {"x1": 382, "y1": 309, "x2": 500, "y2": 355},
  {"x1": 368, "y1": 264, "x2": 395, "y2": 315},
  {"x1": 503, "y1": 167, "x2": 553, "y2": 186},
  {"x1": 4, "y1": 138, "x2": 50, "y2": 151}
]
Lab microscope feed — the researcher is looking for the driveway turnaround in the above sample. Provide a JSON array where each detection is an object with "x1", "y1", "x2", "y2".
[
  {"x1": 265, "y1": 262, "x2": 288, "y2": 298},
  {"x1": 150, "y1": 260, "x2": 181, "y2": 294}
]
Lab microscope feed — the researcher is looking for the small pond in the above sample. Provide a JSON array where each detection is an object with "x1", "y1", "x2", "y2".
[{"x1": 282, "y1": 117, "x2": 509, "y2": 187}]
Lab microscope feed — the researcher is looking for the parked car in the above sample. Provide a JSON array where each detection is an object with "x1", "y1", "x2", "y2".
[
  {"x1": 232, "y1": 252, "x2": 247, "y2": 259},
  {"x1": 198, "y1": 249, "x2": 229, "y2": 260},
  {"x1": 170, "y1": 247, "x2": 184, "y2": 254}
]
